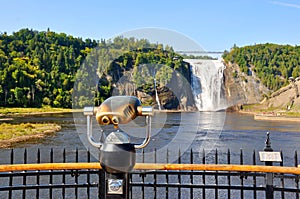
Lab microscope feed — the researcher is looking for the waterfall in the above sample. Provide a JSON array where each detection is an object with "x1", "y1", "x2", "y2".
[{"x1": 185, "y1": 59, "x2": 227, "y2": 111}]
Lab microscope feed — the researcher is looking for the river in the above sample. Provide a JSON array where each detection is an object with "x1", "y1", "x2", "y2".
[{"x1": 0, "y1": 112, "x2": 300, "y2": 166}]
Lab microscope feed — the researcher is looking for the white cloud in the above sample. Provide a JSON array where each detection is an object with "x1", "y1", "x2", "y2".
[{"x1": 270, "y1": 1, "x2": 300, "y2": 9}]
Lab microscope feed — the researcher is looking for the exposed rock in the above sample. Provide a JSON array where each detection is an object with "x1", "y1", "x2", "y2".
[
  {"x1": 223, "y1": 61, "x2": 269, "y2": 106},
  {"x1": 106, "y1": 61, "x2": 196, "y2": 111},
  {"x1": 264, "y1": 79, "x2": 300, "y2": 110},
  {"x1": 226, "y1": 104, "x2": 244, "y2": 112},
  {"x1": 223, "y1": 60, "x2": 300, "y2": 113}
]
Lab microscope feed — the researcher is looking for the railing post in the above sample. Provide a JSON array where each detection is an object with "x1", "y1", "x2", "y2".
[
  {"x1": 99, "y1": 137, "x2": 133, "y2": 199},
  {"x1": 98, "y1": 169, "x2": 105, "y2": 199},
  {"x1": 259, "y1": 132, "x2": 281, "y2": 199},
  {"x1": 264, "y1": 132, "x2": 274, "y2": 199}
]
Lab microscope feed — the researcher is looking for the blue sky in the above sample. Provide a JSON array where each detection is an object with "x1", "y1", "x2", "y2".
[{"x1": 1, "y1": 0, "x2": 300, "y2": 51}]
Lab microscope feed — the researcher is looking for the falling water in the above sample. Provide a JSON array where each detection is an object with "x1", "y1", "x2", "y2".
[
  {"x1": 154, "y1": 78, "x2": 162, "y2": 110},
  {"x1": 185, "y1": 59, "x2": 227, "y2": 111}
]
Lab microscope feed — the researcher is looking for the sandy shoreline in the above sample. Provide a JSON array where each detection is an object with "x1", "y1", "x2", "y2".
[
  {"x1": 254, "y1": 115, "x2": 300, "y2": 122},
  {"x1": 239, "y1": 110, "x2": 300, "y2": 122}
]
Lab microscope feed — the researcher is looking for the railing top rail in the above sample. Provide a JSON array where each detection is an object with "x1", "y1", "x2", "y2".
[{"x1": 1, "y1": 163, "x2": 300, "y2": 175}]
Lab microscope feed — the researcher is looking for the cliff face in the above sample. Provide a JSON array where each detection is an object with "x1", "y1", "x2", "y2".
[
  {"x1": 106, "y1": 61, "x2": 196, "y2": 111},
  {"x1": 264, "y1": 78, "x2": 300, "y2": 111},
  {"x1": 223, "y1": 62, "x2": 270, "y2": 107},
  {"x1": 223, "y1": 61, "x2": 300, "y2": 112}
]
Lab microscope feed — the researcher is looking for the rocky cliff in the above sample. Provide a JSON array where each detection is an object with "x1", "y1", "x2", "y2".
[
  {"x1": 101, "y1": 49, "x2": 197, "y2": 111},
  {"x1": 223, "y1": 61, "x2": 270, "y2": 108},
  {"x1": 263, "y1": 78, "x2": 300, "y2": 111},
  {"x1": 111, "y1": 67, "x2": 197, "y2": 111},
  {"x1": 223, "y1": 61, "x2": 300, "y2": 113}
]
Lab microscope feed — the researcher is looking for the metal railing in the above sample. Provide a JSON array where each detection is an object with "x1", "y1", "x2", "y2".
[{"x1": 0, "y1": 148, "x2": 300, "y2": 199}]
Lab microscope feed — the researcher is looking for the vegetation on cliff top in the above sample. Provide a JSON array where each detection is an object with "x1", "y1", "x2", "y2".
[{"x1": 222, "y1": 43, "x2": 300, "y2": 91}]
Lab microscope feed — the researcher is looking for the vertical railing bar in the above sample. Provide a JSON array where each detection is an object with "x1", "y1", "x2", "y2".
[
  {"x1": 177, "y1": 148, "x2": 181, "y2": 199},
  {"x1": 295, "y1": 150, "x2": 299, "y2": 199},
  {"x1": 253, "y1": 150, "x2": 257, "y2": 199},
  {"x1": 280, "y1": 150, "x2": 284, "y2": 199},
  {"x1": 154, "y1": 148, "x2": 157, "y2": 199},
  {"x1": 50, "y1": 148, "x2": 53, "y2": 199},
  {"x1": 215, "y1": 148, "x2": 218, "y2": 199},
  {"x1": 178, "y1": 148, "x2": 181, "y2": 199},
  {"x1": 22, "y1": 148, "x2": 27, "y2": 199},
  {"x1": 98, "y1": 167, "x2": 105, "y2": 199},
  {"x1": 240, "y1": 148, "x2": 244, "y2": 199},
  {"x1": 227, "y1": 149, "x2": 231, "y2": 199},
  {"x1": 295, "y1": 150, "x2": 298, "y2": 167},
  {"x1": 129, "y1": 171, "x2": 132, "y2": 199},
  {"x1": 87, "y1": 149, "x2": 90, "y2": 199},
  {"x1": 142, "y1": 148, "x2": 145, "y2": 199},
  {"x1": 36, "y1": 148, "x2": 41, "y2": 199},
  {"x1": 62, "y1": 148, "x2": 66, "y2": 199},
  {"x1": 75, "y1": 148, "x2": 79, "y2": 199},
  {"x1": 166, "y1": 148, "x2": 169, "y2": 199},
  {"x1": 202, "y1": 149, "x2": 206, "y2": 199},
  {"x1": 8, "y1": 149, "x2": 13, "y2": 199},
  {"x1": 190, "y1": 148, "x2": 194, "y2": 199}
]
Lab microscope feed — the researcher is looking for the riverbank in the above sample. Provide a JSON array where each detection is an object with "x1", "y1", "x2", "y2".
[
  {"x1": 239, "y1": 109, "x2": 300, "y2": 122},
  {"x1": 0, "y1": 123, "x2": 61, "y2": 148},
  {"x1": 0, "y1": 107, "x2": 74, "y2": 117},
  {"x1": 254, "y1": 114, "x2": 300, "y2": 122}
]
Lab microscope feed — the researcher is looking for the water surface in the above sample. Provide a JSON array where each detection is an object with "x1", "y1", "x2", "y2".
[{"x1": 0, "y1": 112, "x2": 299, "y2": 165}]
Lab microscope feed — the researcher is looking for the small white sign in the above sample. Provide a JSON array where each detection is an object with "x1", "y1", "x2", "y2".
[
  {"x1": 107, "y1": 179, "x2": 123, "y2": 194},
  {"x1": 259, "y1": 151, "x2": 282, "y2": 162}
]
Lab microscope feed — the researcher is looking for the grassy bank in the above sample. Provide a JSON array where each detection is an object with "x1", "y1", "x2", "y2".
[
  {"x1": 0, "y1": 107, "x2": 73, "y2": 116},
  {"x1": 239, "y1": 104, "x2": 300, "y2": 120},
  {"x1": 0, "y1": 123, "x2": 61, "y2": 148}
]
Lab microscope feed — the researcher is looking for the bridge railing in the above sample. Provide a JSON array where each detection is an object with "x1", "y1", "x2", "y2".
[{"x1": 0, "y1": 148, "x2": 299, "y2": 199}]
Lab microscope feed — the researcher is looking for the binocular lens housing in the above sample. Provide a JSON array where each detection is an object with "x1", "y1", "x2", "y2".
[{"x1": 96, "y1": 96, "x2": 142, "y2": 127}]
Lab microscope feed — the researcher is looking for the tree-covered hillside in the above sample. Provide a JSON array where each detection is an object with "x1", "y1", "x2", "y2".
[
  {"x1": 0, "y1": 28, "x2": 98, "y2": 108},
  {"x1": 0, "y1": 29, "x2": 188, "y2": 108},
  {"x1": 222, "y1": 43, "x2": 300, "y2": 91}
]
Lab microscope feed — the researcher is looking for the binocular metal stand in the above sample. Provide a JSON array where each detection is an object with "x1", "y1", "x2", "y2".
[{"x1": 84, "y1": 96, "x2": 153, "y2": 199}]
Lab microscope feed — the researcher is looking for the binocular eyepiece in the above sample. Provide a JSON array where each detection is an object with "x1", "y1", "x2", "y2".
[
  {"x1": 100, "y1": 115, "x2": 119, "y2": 125},
  {"x1": 84, "y1": 96, "x2": 153, "y2": 149},
  {"x1": 95, "y1": 96, "x2": 152, "y2": 128}
]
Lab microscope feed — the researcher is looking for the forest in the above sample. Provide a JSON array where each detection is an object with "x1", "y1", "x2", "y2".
[
  {"x1": 0, "y1": 29, "x2": 188, "y2": 108},
  {"x1": 222, "y1": 43, "x2": 300, "y2": 91}
]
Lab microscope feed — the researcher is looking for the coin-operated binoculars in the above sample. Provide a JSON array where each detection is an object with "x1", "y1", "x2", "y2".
[{"x1": 83, "y1": 96, "x2": 153, "y2": 199}]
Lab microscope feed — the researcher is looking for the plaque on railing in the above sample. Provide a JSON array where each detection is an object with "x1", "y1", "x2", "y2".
[{"x1": 259, "y1": 151, "x2": 282, "y2": 162}]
